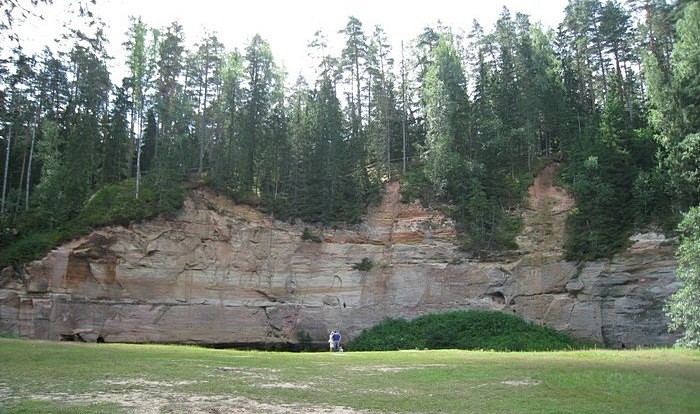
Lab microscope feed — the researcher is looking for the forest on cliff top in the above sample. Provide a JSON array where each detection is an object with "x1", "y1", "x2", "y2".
[{"x1": 0, "y1": 0, "x2": 698, "y2": 266}]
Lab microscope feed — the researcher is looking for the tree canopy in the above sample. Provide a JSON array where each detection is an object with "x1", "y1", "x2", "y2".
[{"x1": 0, "y1": 2, "x2": 697, "y2": 290}]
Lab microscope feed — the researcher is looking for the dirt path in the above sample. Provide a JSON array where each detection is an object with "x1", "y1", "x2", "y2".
[
  {"x1": 362, "y1": 181, "x2": 401, "y2": 242},
  {"x1": 516, "y1": 163, "x2": 574, "y2": 259},
  {"x1": 361, "y1": 181, "x2": 455, "y2": 244}
]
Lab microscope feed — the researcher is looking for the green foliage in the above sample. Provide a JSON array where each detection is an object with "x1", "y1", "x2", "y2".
[
  {"x1": 665, "y1": 206, "x2": 700, "y2": 348},
  {"x1": 0, "y1": 228, "x2": 75, "y2": 269},
  {"x1": 0, "y1": 330, "x2": 20, "y2": 339},
  {"x1": 421, "y1": 37, "x2": 469, "y2": 197},
  {"x1": 671, "y1": 2, "x2": 700, "y2": 136},
  {"x1": 399, "y1": 168, "x2": 433, "y2": 205},
  {"x1": 563, "y1": 153, "x2": 632, "y2": 260},
  {"x1": 561, "y1": 0, "x2": 698, "y2": 260},
  {"x1": 278, "y1": 72, "x2": 374, "y2": 227},
  {"x1": 300, "y1": 228, "x2": 321, "y2": 242},
  {"x1": 0, "y1": 180, "x2": 184, "y2": 269},
  {"x1": 348, "y1": 310, "x2": 582, "y2": 351},
  {"x1": 77, "y1": 179, "x2": 184, "y2": 228},
  {"x1": 352, "y1": 257, "x2": 374, "y2": 272},
  {"x1": 294, "y1": 330, "x2": 314, "y2": 352},
  {"x1": 665, "y1": 132, "x2": 700, "y2": 210},
  {"x1": 3, "y1": 1, "x2": 697, "y2": 264},
  {"x1": 647, "y1": 1, "x2": 700, "y2": 214},
  {"x1": 493, "y1": 216, "x2": 524, "y2": 250},
  {"x1": 400, "y1": 153, "x2": 526, "y2": 254},
  {"x1": 347, "y1": 318, "x2": 418, "y2": 351},
  {"x1": 561, "y1": 107, "x2": 643, "y2": 260}
]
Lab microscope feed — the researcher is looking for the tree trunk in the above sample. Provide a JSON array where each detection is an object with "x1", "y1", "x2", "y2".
[
  {"x1": 401, "y1": 41, "x2": 407, "y2": 174},
  {"x1": 1, "y1": 123, "x2": 11, "y2": 214},
  {"x1": 26, "y1": 112, "x2": 37, "y2": 210},
  {"x1": 135, "y1": 116, "x2": 142, "y2": 200}
]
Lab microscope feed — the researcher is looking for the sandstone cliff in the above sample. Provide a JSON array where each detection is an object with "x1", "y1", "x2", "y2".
[{"x1": 0, "y1": 165, "x2": 679, "y2": 347}]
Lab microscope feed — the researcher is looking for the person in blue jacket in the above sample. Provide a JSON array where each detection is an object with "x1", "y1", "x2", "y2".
[{"x1": 329, "y1": 330, "x2": 341, "y2": 352}]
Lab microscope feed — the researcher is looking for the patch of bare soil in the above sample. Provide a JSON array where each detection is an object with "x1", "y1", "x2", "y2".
[
  {"x1": 368, "y1": 172, "x2": 577, "y2": 249},
  {"x1": 189, "y1": 188, "x2": 275, "y2": 227},
  {"x1": 13, "y1": 391, "x2": 368, "y2": 413},
  {"x1": 516, "y1": 163, "x2": 574, "y2": 260},
  {"x1": 345, "y1": 363, "x2": 448, "y2": 373},
  {"x1": 2, "y1": 378, "x2": 371, "y2": 414},
  {"x1": 2, "y1": 364, "x2": 538, "y2": 413},
  {"x1": 361, "y1": 181, "x2": 402, "y2": 242},
  {"x1": 500, "y1": 379, "x2": 540, "y2": 386},
  {"x1": 470, "y1": 379, "x2": 540, "y2": 389},
  {"x1": 363, "y1": 181, "x2": 456, "y2": 244},
  {"x1": 321, "y1": 181, "x2": 455, "y2": 245}
]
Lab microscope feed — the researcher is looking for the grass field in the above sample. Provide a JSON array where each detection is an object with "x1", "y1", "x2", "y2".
[{"x1": 1, "y1": 338, "x2": 698, "y2": 413}]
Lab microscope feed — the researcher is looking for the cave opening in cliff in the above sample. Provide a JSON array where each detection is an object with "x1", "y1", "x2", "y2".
[{"x1": 489, "y1": 292, "x2": 506, "y2": 305}]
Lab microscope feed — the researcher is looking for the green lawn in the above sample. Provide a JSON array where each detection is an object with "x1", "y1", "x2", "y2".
[{"x1": 0, "y1": 338, "x2": 698, "y2": 413}]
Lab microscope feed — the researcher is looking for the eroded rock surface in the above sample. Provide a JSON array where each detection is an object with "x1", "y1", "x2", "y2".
[{"x1": 0, "y1": 168, "x2": 679, "y2": 347}]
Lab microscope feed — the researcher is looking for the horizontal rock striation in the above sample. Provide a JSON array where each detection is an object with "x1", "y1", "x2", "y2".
[{"x1": 0, "y1": 176, "x2": 679, "y2": 348}]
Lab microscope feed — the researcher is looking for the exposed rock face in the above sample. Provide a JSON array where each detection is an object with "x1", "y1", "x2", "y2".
[{"x1": 0, "y1": 167, "x2": 679, "y2": 347}]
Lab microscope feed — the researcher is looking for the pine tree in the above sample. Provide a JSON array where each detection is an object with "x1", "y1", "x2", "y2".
[
  {"x1": 102, "y1": 84, "x2": 130, "y2": 185},
  {"x1": 236, "y1": 34, "x2": 279, "y2": 198},
  {"x1": 1, "y1": 50, "x2": 36, "y2": 215},
  {"x1": 188, "y1": 32, "x2": 224, "y2": 175},
  {"x1": 421, "y1": 36, "x2": 469, "y2": 197},
  {"x1": 210, "y1": 49, "x2": 243, "y2": 194},
  {"x1": 63, "y1": 30, "x2": 111, "y2": 212},
  {"x1": 32, "y1": 28, "x2": 111, "y2": 224},
  {"x1": 124, "y1": 17, "x2": 150, "y2": 199},
  {"x1": 367, "y1": 24, "x2": 397, "y2": 182},
  {"x1": 648, "y1": 0, "x2": 700, "y2": 213},
  {"x1": 339, "y1": 16, "x2": 368, "y2": 141},
  {"x1": 154, "y1": 22, "x2": 185, "y2": 153}
]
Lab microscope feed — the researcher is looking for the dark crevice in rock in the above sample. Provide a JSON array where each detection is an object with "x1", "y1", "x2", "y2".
[{"x1": 255, "y1": 290, "x2": 279, "y2": 302}]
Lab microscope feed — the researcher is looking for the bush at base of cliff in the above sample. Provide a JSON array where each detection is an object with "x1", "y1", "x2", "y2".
[{"x1": 347, "y1": 310, "x2": 583, "y2": 352}]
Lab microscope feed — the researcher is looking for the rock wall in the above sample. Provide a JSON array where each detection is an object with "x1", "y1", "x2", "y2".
[{"x1": 0, "y1": 172, "x2": 679, "y2": 348}]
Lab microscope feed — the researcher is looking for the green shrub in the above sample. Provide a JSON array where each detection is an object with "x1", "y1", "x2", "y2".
[
  {"x1": 352, "y1": 257, "x2": 374, "y2": 271},
  {"x1": 0, "y1": 179, "x2": 184, "y2": 269},
  {"x1": 0, "y1": 330, "x2": 20, "y2": 339},
  {"x1": 295, "y1": 330, "x2": 314, "y2": 351},
  {"x1": 0, "y1": 231, "x2": 59, "y2": 268},
  {"x1": 347, "y1": 310, "x2": 583, "y2": 352},
  {"x1": 348, "y1": 318, "x2": 420, "y2": 351},
  {"x1": 399, "y1": 169, "x2": 433, "y2": 205},
  {"x1": 78, "y1": 180, "x2": 184, "y2": 228},
  {"x1": 301, "y1": 228, "x2": 321, "y2": 242}
]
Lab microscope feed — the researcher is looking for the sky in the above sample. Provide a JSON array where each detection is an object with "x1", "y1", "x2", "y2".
[{"x1": 13, "y1": 0, "x2": 569, "y2": 80}]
